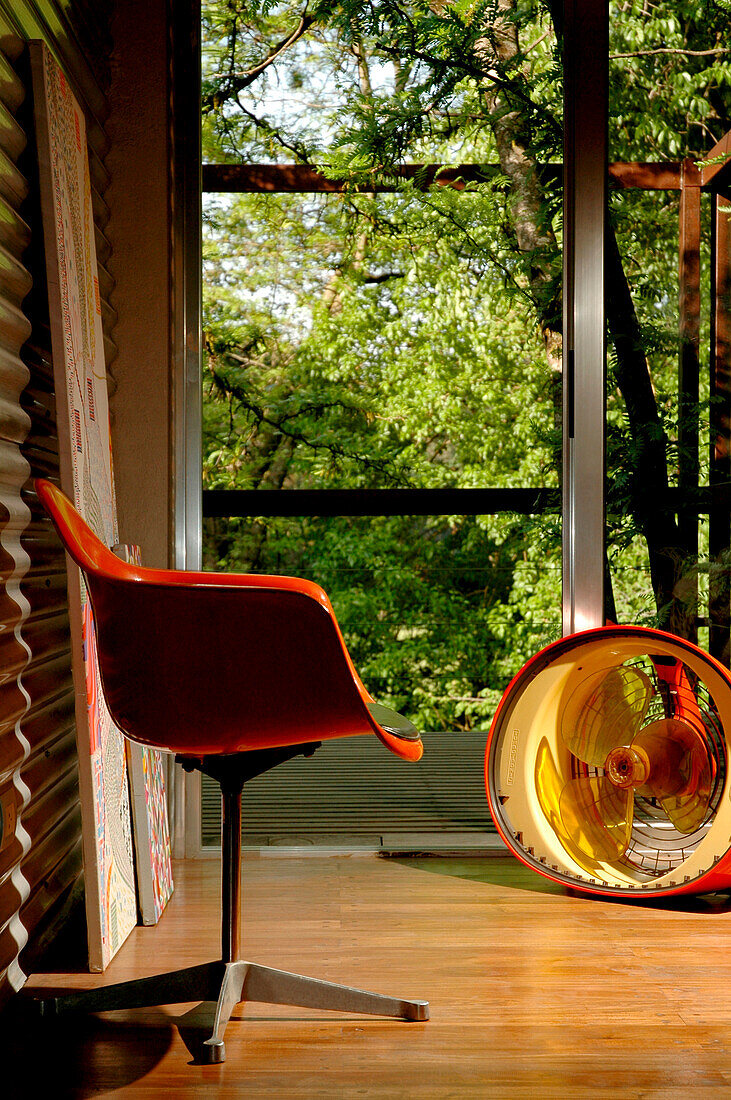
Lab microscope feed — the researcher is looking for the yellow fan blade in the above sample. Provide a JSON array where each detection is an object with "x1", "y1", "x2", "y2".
[
  {"x1": 562, "y1": 666, "x2": 653, "y2": 766},
  {"x1": 558, "y1": 776, "x2": 634, "y2": 862},
  {"x1": 634, "y1": 718, "x2": 714, "y2": 834}
]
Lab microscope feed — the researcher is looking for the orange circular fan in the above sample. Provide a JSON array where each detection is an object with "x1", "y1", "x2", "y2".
[{"x1": 486, "y1": 626, "x2": 731, "y2": 897}]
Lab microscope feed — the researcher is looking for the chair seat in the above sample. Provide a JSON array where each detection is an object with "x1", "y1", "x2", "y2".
[{"x1": 367, "y1": 700, "x2": 418, "y2": 740}]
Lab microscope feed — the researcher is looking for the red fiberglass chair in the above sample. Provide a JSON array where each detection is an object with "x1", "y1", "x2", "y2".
[{"x1": 32, "y1": 478, "x2": 428, "y2": 1062}]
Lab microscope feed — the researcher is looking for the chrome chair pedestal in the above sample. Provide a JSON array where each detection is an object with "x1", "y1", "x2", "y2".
[
  {"x1": 33, "y1": 749, "x2": 429, "y2": 1063},
  {"x1": 37, "y1": 956, "x2": 428, "y2": 1064}
]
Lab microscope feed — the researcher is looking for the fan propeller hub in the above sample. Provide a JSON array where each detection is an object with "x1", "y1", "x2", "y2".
[{"x1": 605, "y1": 745, "x2": 650, "y2": 789}]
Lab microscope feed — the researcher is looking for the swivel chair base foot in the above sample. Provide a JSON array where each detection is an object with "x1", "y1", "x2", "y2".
[{"x1": 30, "y1": 957, "x2": 429, "y2": 1064}]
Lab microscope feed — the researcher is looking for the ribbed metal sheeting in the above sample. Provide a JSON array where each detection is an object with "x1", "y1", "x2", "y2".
[
  {"x1": 0, "y1": 24, "x2": 41, "y2": 1005},
  {"x1": 0, "y1": 4, "x2": 115, "y2": 1006},
  {"x1": 201, "y1": 732, "x2": 494, "y2": 848}
]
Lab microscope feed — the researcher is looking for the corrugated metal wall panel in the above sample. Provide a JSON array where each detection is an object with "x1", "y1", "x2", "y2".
[
  {"x1": 17, "y1": 320, "x2": 79, "y2": 980},
  {"x1": 96, "y1": 257, "x2": 113, "y2": 302},
  {"x1": 90, "y1": 184, "x2": 109, "y2": 230},
  {"x1": 0, "y1": 48, "x2": 23, "y2": 108},
  {"x1": 0, "y1": 27, "x2": 36, "y2": 1001},
  {"x1": 0, "y1": 193, "x2": 30, "y2": 254},
  {"x1": 0, "y1": 99, "x2": 26, "y2": 159},
  {"x1": 89, "y1": 143, "x2": 109, "y2": 194},
  {"x1": 19, "y1": 835, "x2": 82, "y2": 946},
  {"x1": 0, "y1": 1, "x2": 116, "y2": 1006},
  {"x1": 94, "y1": 222, "x2": 110, "y2": 266}
]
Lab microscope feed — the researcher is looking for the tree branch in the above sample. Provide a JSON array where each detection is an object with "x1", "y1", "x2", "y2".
[
  {"x1": 210, "y1": 367, "x2": 411, "y2": 486},
  {"x1": 204, "y1": 7, "x2": 317, "y2": 109},
  {"x1": 234, "y1": 99, "x2": 315, "y2": 164},
  {"x1": 363, "y1": 271, "x2": 404, "y2": 283},
  {"x1": 611, "y1": 47, "x2": 730, "y2": 58}
]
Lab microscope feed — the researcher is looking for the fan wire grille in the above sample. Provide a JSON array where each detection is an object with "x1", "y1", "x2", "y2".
[{"x1": 570, "y1": 656, "x2": 727, "y2": 880}]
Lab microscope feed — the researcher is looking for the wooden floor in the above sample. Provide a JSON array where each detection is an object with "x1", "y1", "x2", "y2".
[{"x1": 9, "y1": 852, "x2": 731, "y2": 1097}]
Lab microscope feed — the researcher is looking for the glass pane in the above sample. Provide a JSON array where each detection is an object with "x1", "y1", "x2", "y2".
[
  {"x1": 200, "y1": 3, "x2": 565, "y2": 845},
  {"x1": 606, "y1": 188, "x2": 711, "y2": 637},
  {"x1": 203, "y1": 191, "x2": 559, "y2": 493},
  {"x1": 203, "y1": 513, "x2": 561, "y2": 730},
  {"x1": 201, "y1": 512, "x2": 561, "y2": 847}
]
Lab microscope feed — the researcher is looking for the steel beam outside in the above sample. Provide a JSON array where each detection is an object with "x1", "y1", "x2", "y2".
[
  {"x1": 202, "y1": 162, "x2": 683, "y2": 195},
  {"x1": 710, "y1": 191, "x2": 731, "y2": 661},
  {"x1": 677, "y1": 159, "x2": 702, "y2": 641}
]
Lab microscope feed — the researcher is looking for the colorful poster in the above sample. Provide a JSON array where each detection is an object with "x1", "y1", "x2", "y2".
[
  {"x1": 114, "y1": 544, "x2": 173, "y2": 925},
  {"x1": 30, "y1": 42, "x2": 147, "y2": 969},
  {"x1": 126, "y1": 742, "x2": 175, "y2": 924}
]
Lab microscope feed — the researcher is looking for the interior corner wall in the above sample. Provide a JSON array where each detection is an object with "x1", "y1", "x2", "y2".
[{"x1": 105, "y1": 0, "x2": 171, "y2": 567}]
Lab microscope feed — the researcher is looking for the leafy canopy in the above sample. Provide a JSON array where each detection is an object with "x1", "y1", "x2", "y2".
[{"x1": 201, "y1": 0, "x2": 731, "y2": 725}]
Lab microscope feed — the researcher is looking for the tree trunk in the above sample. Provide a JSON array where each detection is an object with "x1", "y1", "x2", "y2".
[
  {"x1": 470, "y1": 0, "x2": 689, "y2": 631},
  {"x1": 605, "y1": 225, "x2": 692, "y2": 635}
]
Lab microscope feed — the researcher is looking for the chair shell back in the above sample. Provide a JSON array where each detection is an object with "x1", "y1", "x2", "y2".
[{"x1": 35, "y1": 478, "x2": 423, "y2": 760}]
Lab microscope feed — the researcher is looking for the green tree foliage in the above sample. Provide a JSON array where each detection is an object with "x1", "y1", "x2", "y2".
[{"x1": 201, "y1": 0, "x2": 731, "y2": 726}]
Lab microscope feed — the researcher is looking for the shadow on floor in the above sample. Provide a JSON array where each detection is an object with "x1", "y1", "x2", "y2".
[
  {"x1": 384, "y1": 853, "x2": 566, "y2": 893},
  {"x1": 386, "y1": 853, "x2": 731, "y2": 913},
  {"x1": 0, "y1": 1005, "x2": 177, "y2": 1096}
]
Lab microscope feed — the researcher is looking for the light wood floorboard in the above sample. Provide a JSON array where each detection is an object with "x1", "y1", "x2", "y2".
[{"x1": 8, "y1": 853, "x2": 731, "y2": 1097}]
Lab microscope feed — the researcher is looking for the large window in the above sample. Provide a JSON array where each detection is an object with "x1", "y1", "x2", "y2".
[{"x1": 193, "y1": 2, "x2": 731, "y2": 850}]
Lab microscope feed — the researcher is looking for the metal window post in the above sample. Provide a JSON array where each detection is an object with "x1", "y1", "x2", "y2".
[
  {"x1": 169, "y1": 0, "x2": 203, "y2": 857},
  {"x1": 170, "y1": 0, "x2": 203, "y2": 575},
  {"x1": 562, "y1": 0, "x2": 608, "y2": 635}
]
